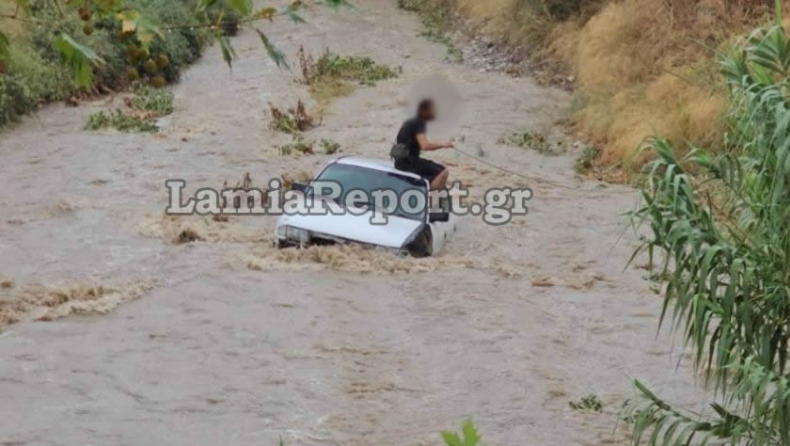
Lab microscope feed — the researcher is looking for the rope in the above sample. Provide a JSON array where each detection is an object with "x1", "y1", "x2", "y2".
[{"x1": 450, "y1": 146, "x2": 638, "y2": 195}]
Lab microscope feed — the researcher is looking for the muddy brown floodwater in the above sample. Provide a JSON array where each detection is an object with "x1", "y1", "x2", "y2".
[{"x1": 0, "y1": 1, "x2": 708, "y2": 445}]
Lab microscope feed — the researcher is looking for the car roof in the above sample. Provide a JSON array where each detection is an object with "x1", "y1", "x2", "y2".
[{"x1": 334, "y1": 156, "x2": 424, "y2": 180}]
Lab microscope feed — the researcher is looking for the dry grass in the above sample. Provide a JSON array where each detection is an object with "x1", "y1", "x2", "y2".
[{"x1": 443, "y1": 0, "x2": 777, "y2": 172}]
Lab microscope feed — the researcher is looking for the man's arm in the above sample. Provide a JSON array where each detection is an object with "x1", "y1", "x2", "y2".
[{"x1": 416, "y1": 134, "x2": 454, "y2": 152}]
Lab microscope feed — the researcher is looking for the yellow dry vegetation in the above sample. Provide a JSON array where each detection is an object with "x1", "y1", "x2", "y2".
[{"x1": 446, "y1": 0, "x2": 781, "y2": 168}]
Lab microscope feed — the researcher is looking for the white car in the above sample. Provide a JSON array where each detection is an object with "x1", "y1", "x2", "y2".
[{"x1": 274, "y1": 156, "x2": 458, "y2": 257}]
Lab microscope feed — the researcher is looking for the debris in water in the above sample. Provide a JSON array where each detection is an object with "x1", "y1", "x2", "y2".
[
  {"x1": 232, "y1": 244, "x2": 475, "y2": 275},
  {"x1": 136, "y1": 214, "x2": 270, "y2": 244},
  {"x1": 280, "y1": 170, "x2": 313, "y2": 191},
  {"x1": 268, "y1": 100, "x2": 316, "y2": 134},
  {"x1": 530, "y1": 276, "x2": 555, "y2": 287},
  {"x1": 176, "y1": 228, "x2": 204, "y2": 244},
  {"x1": 0, "y1": 282, "x2": 150, "y2": 330}
]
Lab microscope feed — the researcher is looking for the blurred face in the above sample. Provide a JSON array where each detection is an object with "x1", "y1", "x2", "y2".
[{"x1": 419, "y1": 102, "x2": 437, "y2": 122}]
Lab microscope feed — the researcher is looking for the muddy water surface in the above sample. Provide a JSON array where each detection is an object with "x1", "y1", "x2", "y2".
[{"x1": 0, "y1": 1, "x2": 706, "y2": 445}]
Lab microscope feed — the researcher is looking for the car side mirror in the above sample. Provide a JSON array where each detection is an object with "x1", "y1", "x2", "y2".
[
  {"x1": 429, "y1": 211, "x2": 449, "y2": 223},
  {"x1": 291, "y1": 182, "x2": 309, "y2": 193}
]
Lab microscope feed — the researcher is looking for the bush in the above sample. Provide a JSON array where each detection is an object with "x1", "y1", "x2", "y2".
[
  {"x1": 0, "y1": 74, "x2": 35, "y2": 126},
  {"x1": 5, "y1": 45, "x2": 75, "y2": 103},
  {"x1": 130, "y1": 84, "x2": 174, "y2": 115},
  {"x1": 0, "y1": 0, "x2": 209, "y2": 128},
  {"x1": 298, "y1": 47, "x2": 400, "y2": 105},
  {"x1": 629, "y1": 22, "x2": 790, "y2": 446},
  {"x1": 85, "y1": 109, "x2": 159, "y2": 132},
  {"x1": 573, "y1": 144, "x2": 599, "y2": 174}
]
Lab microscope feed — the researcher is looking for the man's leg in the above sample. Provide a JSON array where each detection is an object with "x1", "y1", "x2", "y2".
[{"x1": 430, "y1": 168, "x2": 449, "y2": 190}]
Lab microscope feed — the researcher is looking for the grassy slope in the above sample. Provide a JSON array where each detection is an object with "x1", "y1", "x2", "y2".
[{"x1": 438, "y1": 0, "x2": 780, "y2": 171}]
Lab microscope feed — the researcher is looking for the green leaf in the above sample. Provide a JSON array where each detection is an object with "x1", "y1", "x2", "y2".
[
  {"x1": 117, "y1": 10, "x2": 164, "y2": 47},
  {"x1": 256, "y1": 29, "x2": 290, "y2": 70},
  {"x1": 218, "y1": 35, "x2": 237, "y2": 69},
  {"x1": 228, "y1": 0, "x2": 252, "y2": 16},
  {"x1": 54, "y1": 33, "x2": 105, "y2": 87},
  {"x1": 461, "y1": 420, "x2": 481, "y2": 446},
  {"x1": 442, "y1": 420, "x2": 481, "y2": 446},
  {"x1": 441, "y1": 431, "x2": 462, "y2": 446}
]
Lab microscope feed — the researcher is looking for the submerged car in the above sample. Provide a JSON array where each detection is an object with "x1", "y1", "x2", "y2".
[{"x1": 274, "y1": 156, "x2": 458, "y2": 257}]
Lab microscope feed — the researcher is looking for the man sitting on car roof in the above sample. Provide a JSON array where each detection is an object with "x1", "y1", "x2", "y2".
[{"x1": 393, "y1": 99, "x2": 454, "y2": 190}]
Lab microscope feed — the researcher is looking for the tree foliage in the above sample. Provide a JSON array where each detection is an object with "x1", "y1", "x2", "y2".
[
  {"x1": 629, "y1": 3, "x2": 790, "y2": 444},
  {"x1": 0, "y1": 0, "x2": 352, "y2": 86}
]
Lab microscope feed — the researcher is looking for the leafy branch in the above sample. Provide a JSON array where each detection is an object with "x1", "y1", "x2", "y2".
[{"x1": 628, "y1": 2, "x2": 790, "y2": 443}]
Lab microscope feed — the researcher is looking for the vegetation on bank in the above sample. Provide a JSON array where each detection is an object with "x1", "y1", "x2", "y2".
[
  {"x1": 628, "y1": 12, "x2": 790, "y2": 446},
  {"x1": 0, "y1": 0, "x2": 217, "y2": 127},
  {"x1": 407, "y1": 0, "x2": 784, "y2": 174},
  {"x1": 298, "y1": 47, "x2": 400, "y2": 108},
  {"x1": 397, "y1": 2, "x2": 790, "y2": 444},
  {"x1": 499, "y1": 128, "x2": 563, "y2": 155},
  {"x1": 396, "y1": 0, "x2": 464, "y2": 62},
  {"x1": 0, "y1": 0, "x2": 349, "y2": 129},
  {"x1": 85, "y1": 84, "x2": 174, "y2": 132}
]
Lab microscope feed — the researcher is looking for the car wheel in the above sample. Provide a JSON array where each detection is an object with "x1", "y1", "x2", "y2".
[{"x1": 405, "y1": 226, "x2": 433, "y2": 258}]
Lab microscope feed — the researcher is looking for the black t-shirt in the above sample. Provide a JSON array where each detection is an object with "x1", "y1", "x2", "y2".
[{"x1": 396, "y1": 117, "x2": 426, "y2": 160}]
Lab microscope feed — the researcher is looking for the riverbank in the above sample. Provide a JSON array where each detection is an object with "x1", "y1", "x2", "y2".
[{"x1": 406, "y1": 0, "x2": 782, "y2": 174}]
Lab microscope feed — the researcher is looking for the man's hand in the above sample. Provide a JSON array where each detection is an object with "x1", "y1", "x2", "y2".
[{"x1": 417, "y1": 135, "x2": 455, "y2": 151}]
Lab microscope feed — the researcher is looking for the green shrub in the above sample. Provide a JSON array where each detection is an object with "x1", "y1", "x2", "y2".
[
  {"x1": 629, "y1": 19, "x2": 790, "y2": 446},
  {"x1": 84, "y1": 84, "x2": 174, "y2": 132},
  {"x1": 0, "y1": 0, "x2": 209, "y2": 128},
  {"x1": 320, "y1": 139, "x2": 341, "y2": 154},
  {"x1": 131, "y1": 84, "x2": 174, "y2": 115},
  {"x1": 277, "y1": 135, "x2": 315, "y2": 156},
  {"x1": 573, "y1": 144, "x2": 599, "y2": 174},
  {"x1": 499, "y1": 128, "x2": 561, "y2": 155},
  {"x1": 85, "y1": 110, "x2": 159, "y2": 132},
  {"x1": 441, "y1": 420, "x2": 482, "y2": 446},
  {"x1": 569, "y1": 394, "x2": 603, "y2": 412},
  {"x1": 0, "y1": 74, "x2": 35, "y2": 127},
  {"x1": 6, "y1": 45, "x2": 75, "y2": 103}
]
